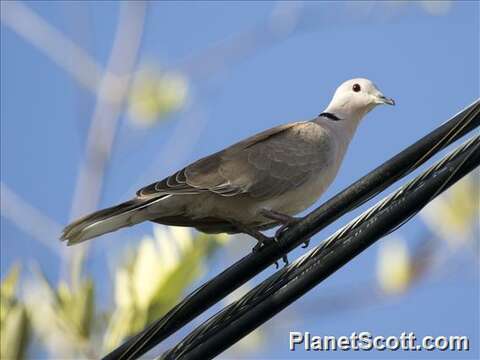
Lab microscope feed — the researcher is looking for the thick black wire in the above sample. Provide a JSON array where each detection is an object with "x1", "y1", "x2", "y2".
[
  {"x1": 163, "y1": 135, "x2": 480, "y2": 360},
  {"x1": 104, "y1": 100, "x2": 479, "y2": 360}
]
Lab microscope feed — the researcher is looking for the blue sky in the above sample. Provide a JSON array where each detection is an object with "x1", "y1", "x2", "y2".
[{"x1": 1, "y1": 1, "x2": 479, "y2": 359}]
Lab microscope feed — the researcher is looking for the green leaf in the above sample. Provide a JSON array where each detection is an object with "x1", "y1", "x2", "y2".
[
  {"x1": 27, "y1": 266, "x2": 96, "y2": 357},
  {"x1": 0, "y1": 304, "x2": 30, "y2": 360},
  {"x1": 103, "y1": 309, "x2": 138, "y2": 352},
  {"x1": 146, "y1": 232, "x2": 222, "y2": 322},
  {"x1": 77, "y1": 279, "x2": 94, "y2": 339},
  {"x1": 1, "y1": 264, "x2": 21, "y2": 302}
]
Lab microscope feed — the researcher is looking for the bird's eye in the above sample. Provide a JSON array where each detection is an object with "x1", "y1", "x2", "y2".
[{"x1": 352, "y1": 83, "x2": 361, "y2": 92}]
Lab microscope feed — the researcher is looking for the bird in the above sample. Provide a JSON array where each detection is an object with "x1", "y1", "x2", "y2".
[{"x1": 61, "y1": 78, "x2": 394, "y2": 252}]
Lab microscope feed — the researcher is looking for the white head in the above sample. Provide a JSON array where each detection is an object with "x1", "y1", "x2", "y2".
[{"x1": 324, "y1": 78, "x2": 394, "y2": 122}]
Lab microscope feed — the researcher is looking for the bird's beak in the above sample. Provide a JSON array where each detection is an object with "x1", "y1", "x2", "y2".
[{"x1": 376, "y1": 94, "x2": 395, "y2": 106}]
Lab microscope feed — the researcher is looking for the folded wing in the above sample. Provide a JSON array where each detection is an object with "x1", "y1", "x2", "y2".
[{"x1": 137, "y1": 121, "x2": 332, "y2": 200}]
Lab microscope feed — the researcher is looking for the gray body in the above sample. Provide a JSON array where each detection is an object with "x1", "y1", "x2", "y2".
[
  {"x1": 61, "y1": 78, "x2": 394, "y2": 245},
  {"x1": 143, "y1": 117, "x2": 354, "y2": 233}
]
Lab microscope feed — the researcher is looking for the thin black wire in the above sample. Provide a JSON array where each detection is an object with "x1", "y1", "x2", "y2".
[
  {"x1": 163, "y1": 135, "x2": 480, "y2": 360},
  {"x1": 104, "y1": 100, "x2": 479, "y2": 360}
]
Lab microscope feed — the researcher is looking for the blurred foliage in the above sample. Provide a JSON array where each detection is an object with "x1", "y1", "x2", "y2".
[
  {"x1": 420, "y1": 171, "x2": 479, "y2": 248},
  {"x1": 376, "y1": 237, "x2": 411, "y2": 294},
  {"x1": 103, "y1": 226, "x2": 227, "y2": 351},
  {"x1": 376, "y1": 172, "x2": 479, "y2": 295},
  {"x1": 25, "y1": 254, "x2": 95, "y2": 358},
  {"x1": 1, "y1": 265, "x2": 30, "y2": 360},
  {"x1": 3, "y1": 226, "x2": 226, "y2": 358},
  {"x1": 128, "y1": 66, "x2": 188, "y2": 127}
]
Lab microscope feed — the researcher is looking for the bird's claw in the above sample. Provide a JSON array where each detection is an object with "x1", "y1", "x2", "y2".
[
  {"x1": 251, "y1": 235, "x2": 289, "y2": 268},
  {"x1": 251, "y1": 234, "x2": 275, "y2": 252},
  {"x1": 273, "y1": 253, "x2": 289, "y2": 268},
  {"x1": 301, "y1": 238, "x2": 310, "y2": 248},
  {"x1": 252, "y1": 241, "x2": 263, "y2": 253},
  {"x1": 272, "y1": 216, "x2": 301, "y2": 239},
  {"x1": 269, "y1": 235, "x2": 289, "y2": 266},
  {"x1": 274, "y1": 224, "x2": 289, "y2": 240},
  {"x1": 272, "y1": 219, "x2": 310, "y2": 250}
]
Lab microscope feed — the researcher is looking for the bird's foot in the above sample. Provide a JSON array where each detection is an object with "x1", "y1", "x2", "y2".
[
  {"x1": 251, "y1": 236, "x2": 289, "y2": 267},
  {"x1": 251, "y1": 233, "x2": 276, "y2": 252},
  {"x1": 231, "y1": 221, "x2": 288, "y2": 267},
  {"x1": 261, "y1": 209, "x2": 311, "y2": 249},
  {"x1": 260, "y1": 209, "x2": 301, "y2": 237},
  {"x1": 301, "y1": 238, "x2": 310, "y2": 248},
  {"x1": 273, "y1": 218, "x2": 301, "y2": 239}
]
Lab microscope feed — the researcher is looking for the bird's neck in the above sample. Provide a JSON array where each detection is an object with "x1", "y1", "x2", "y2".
[
  {"x1": 323, "y1": 101, "x2": 373, "y2": 123},
  {"x1": 318, "y1": 101, "x2": 374, "y2": 140},
  {"x1": 316, "y1": 108, "x2": 361, "y2": 141}
]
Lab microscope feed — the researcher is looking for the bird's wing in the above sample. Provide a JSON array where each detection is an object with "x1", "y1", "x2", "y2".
[{"x1": 137, "y1": 121, "x2": 333, "y2": 200}]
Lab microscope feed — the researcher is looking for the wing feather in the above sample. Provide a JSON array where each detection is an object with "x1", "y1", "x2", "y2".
[{"x1": 137, "y1": 121, "x2": 332, "y2": 200}]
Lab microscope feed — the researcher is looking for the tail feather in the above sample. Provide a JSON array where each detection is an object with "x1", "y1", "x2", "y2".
[{"x1": 61, "y1": 198, "x2": 159, "y2": 245}]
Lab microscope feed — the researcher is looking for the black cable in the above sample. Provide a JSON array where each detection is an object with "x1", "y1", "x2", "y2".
[
  {"x1": 104, "y1": 100, "x2": 479, "y2": 360},
  {"x1": 163, "y1": 135, "x2": 480, "y2": 360}
]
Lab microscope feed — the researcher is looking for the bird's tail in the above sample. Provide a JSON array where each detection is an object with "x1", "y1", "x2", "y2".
[{"x1": 61, "y1": 197, "x2": 161, "y2": 245}]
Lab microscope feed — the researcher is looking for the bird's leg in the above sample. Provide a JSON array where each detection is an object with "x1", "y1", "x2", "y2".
[
  {"x1": 230, "y1": 221, "x2": 288, "y2": 267},
  {"x1": 229, "y1": 221, "x2": 274, "y2": 250},
  {"x1": 260, "y1": 209, "x2": 310, "y2": 248}
]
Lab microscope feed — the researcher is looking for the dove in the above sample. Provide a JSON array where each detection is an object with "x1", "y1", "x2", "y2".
[{"x1": 61, "y1": 78, "x2": 394, "y2": 250}]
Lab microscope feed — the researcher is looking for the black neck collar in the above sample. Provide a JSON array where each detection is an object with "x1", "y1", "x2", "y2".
[{"x1": 319, "y1": 112, "x2": 341, "y2": 121}]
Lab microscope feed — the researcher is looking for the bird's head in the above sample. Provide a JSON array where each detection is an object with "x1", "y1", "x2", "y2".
[{"x1": 325, "y1": 78, "x2": 395, "y2": 122}]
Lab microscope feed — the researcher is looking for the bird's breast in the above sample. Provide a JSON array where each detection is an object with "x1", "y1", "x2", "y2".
[{"x1": 262, "y1": 165, "x2": 339, "y2": 216}]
